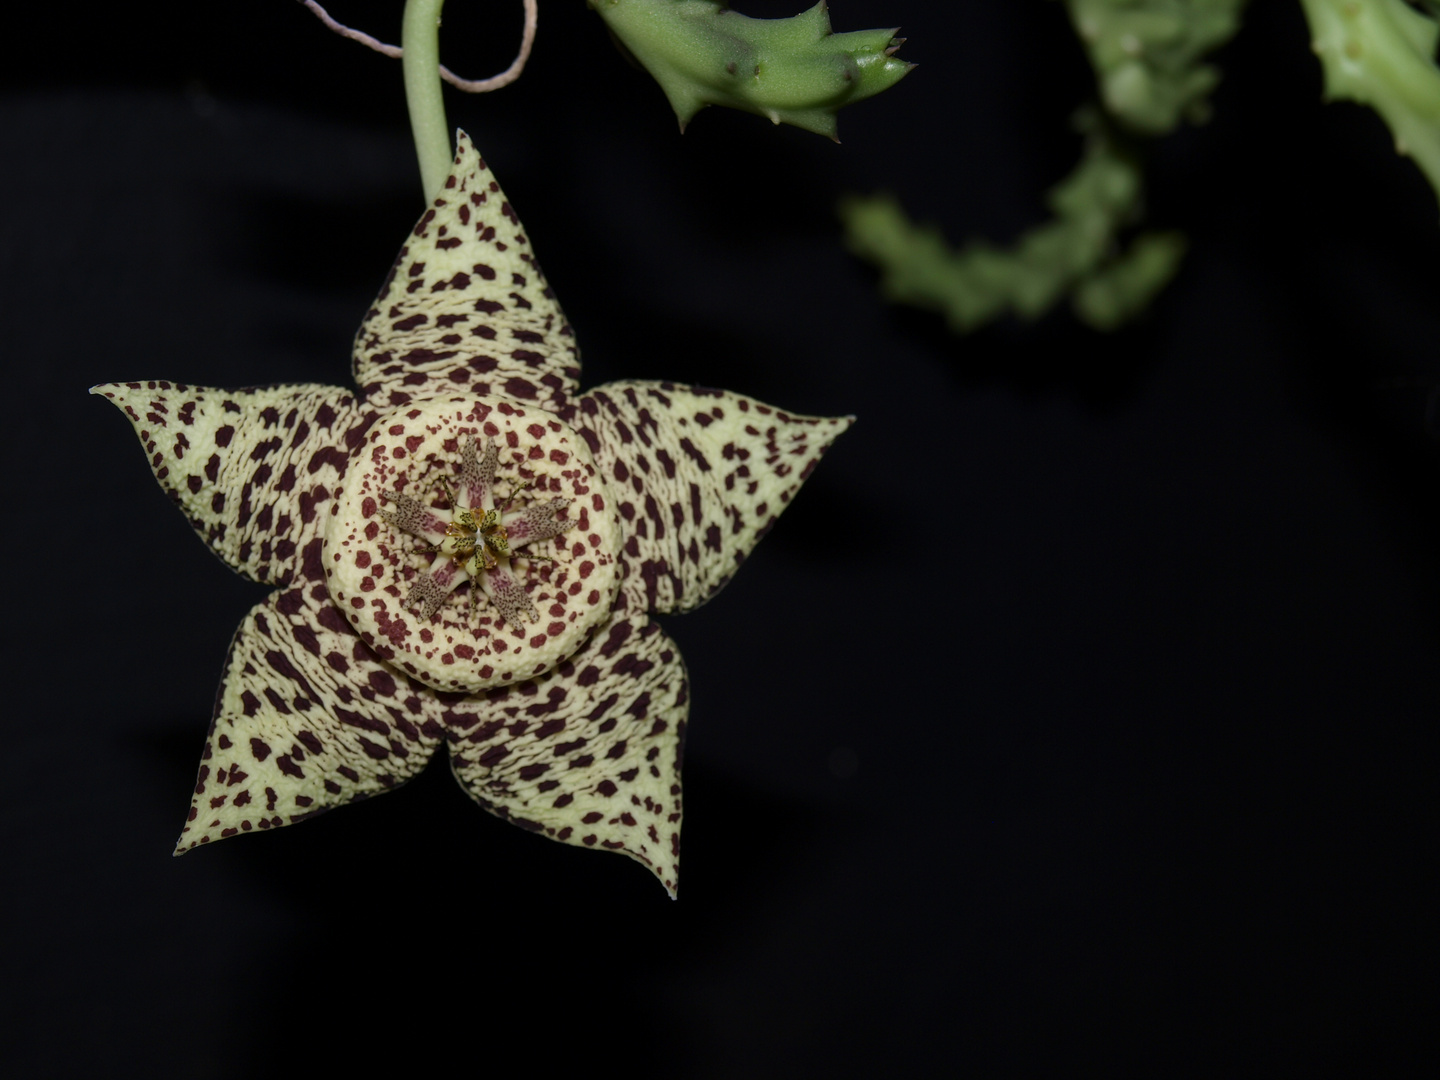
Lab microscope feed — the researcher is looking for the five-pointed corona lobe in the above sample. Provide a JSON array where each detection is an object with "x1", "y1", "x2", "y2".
[{"x1": 94, "y1": 132, "x2": 852, "y2": 895}]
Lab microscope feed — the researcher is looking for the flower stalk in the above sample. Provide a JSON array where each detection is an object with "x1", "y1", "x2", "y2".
[{"x1": 403, "y1": 0, "x2": 454, "y2": 201}]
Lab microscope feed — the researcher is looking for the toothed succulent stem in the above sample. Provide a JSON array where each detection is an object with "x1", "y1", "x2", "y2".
[
  {"x1": 1300, "y1": 0, "x2": 1440, "y2": 214},
  {"x1": 841, "y1": 110, "x2": 1186, "y2": 332},
  {"x1": 589, "y1": 0, "x2": 913, "y2": 139},
  {"x1": 1063, "y1": 0, "x2": 1246, "y2": 136},
  {"x1": 403, "y1": 0, "x2": 453, "y2": 201}
]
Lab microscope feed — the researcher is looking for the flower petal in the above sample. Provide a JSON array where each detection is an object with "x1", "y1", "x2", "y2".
[
  {"x1": 352, "y1": 132, "x2": 579, "y2": 413},
  {"x1": 567, "y1": 381, "x2": 852, "y2": 614},
  {"x1": 177, "y1": 581, "x2": 445, "y2": 851},
  {"x1": 92, "y1": 381, "x2": 373, "y2": 586},
  {"x1": 448, "y1": 614, "x2": 687, "y2": 897}
]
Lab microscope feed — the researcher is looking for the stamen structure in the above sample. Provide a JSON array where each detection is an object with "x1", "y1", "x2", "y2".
[{"x1": 380, "y1": 437, "x2": 571, "y2": 627}]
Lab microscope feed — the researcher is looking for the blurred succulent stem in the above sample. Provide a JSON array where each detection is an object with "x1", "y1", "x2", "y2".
[
  {"x1": 1299, "y1": 0, "x2": 1440, "y2": 213},
  {"x1": 841, "y1": 111, "x2": 1186, "y2": 331},
  {"x1": 404, "y1": 0, "x2": 453, "y2": 201}
]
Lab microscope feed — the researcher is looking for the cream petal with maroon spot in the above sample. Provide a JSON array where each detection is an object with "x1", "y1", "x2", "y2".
[
  {"x1": 90, "y1": 380, "x2": 370, "y2": 586},
  {"x1": 447, "y1": 612, "x2": 687, "y2": 898},
  {"x1": 324, "y1": 394, "x2": 620, "y2": 693},
  {"x1": 567, "y1": 381, "x2": 854, "y2": 615},
  {"x1": 351, "y1": 131, "x2": 579, "y2": 414},
  {"x1": 179, "y1": 581, "x2": 446, "y2": 852}
]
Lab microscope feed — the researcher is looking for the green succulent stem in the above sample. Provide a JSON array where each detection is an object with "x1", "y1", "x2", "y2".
[
  {"x1": 1064, "y1": 0, "x2": 1247, "y2": 135},
  {"x1": 589, "y1": 0, "x2": 913, "y2": 139},
  {"x1": 404, "y1": 0, "x2": 453, "y2": 202},
  {"x1": 840, "y1": 112, "x2": 1186, "y2": 332},
  {"x1": 1299, "y1": 0, "x2": 1440, "y2": 213},
  {"x1": 840, "y1": 1, "x2": 1243, "y2": 335}
]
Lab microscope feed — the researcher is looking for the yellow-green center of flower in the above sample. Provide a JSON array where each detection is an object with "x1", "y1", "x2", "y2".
[{"x1": 442, "y1": 504, "x2": 511, "y2": 573}]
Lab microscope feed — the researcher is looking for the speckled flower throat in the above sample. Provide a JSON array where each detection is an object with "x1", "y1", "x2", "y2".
[
  {"x1": 328, "y1": 396, "x2": 620, "y2": 693},
  {"x1": 94, "y1": 132, "x2": 851, "y2": 896}
]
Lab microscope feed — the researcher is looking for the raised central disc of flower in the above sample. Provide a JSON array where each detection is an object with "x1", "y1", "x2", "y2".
[{"x1": 323, "y1": 396, "x2": 621, "y2": 694}]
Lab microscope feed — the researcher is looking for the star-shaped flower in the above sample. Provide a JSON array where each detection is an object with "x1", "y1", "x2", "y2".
[{"x1": 94, "y1": 133, "x2": 850, "y2": 895}]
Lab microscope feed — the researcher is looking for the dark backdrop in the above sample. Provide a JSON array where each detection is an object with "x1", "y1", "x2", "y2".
[{"x1": 3, "y1": 2, "x2": 1437, "y2": 1076}]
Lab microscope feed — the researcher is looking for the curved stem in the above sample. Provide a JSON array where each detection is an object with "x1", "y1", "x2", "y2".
[{"x1": 402, "y1": 0, "x2": 452, "y2": 202}]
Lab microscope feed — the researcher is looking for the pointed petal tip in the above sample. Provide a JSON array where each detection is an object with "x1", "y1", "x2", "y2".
[
  {"x1": 90, "y1": 381, "x2": 128, "y2": 401},
  {"x1": 805, "y1": 412, "x2": 856, "y2": 462},
  {"x1": 90, "y1": 381, "x2": 148, "y2": 404}
]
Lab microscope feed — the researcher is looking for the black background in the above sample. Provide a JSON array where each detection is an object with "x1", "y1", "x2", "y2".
[{"x1": 3, "y1": 1, "x2": 1438, "y2": 1076}]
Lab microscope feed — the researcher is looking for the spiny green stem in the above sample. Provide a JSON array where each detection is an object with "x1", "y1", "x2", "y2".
[
  {"x1": 588, "y1": 0, "x2": 912, "y2": 140},
  {"x1": 840, "y1": 112, "x2": 1186, "y2": 332},
  {"x1": 403, "y1": 0, "x2": 452, "y2": 202},
  {"x1": 1063, "y1": 0, "x2": 1246, "y2": 135},
  {"x1": 1300, "y1": 0, "x2": 1440, "y2": 214}
]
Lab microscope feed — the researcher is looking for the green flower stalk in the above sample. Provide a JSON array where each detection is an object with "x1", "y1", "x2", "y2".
[
  {"x1": 1300, "y1": 0, "x2": 1440, "y2": 212},
  {"x1": 403, "y1": 0, "x2": 454, "y2": 201},
  {"x1": 306, "y1": 0, "x2": 539, "y2": 201},
  {"x1": 588, "y1": 0, "x2": 913, "y2": 138}
]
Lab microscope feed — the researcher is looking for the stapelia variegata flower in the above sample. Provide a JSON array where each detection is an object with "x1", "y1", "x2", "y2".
[{"x1": 94, "y1": 133, "x2": 850, "y2": 895}]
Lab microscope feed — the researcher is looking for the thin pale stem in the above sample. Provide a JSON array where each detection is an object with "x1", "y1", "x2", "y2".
[{"x1": 403, "y1": 0, "x2": 452, "y2": 203}]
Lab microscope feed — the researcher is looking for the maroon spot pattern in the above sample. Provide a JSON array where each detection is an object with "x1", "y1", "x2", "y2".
[
  {"x1": 95, "y1": 132, "x2": 847, "y2": 897},
  {"x1": 562, "y1": 382, "x2": 852, "y2": 615},
  {"x1": 91, "y1": 382, "x2": 372, "y2": 586},
  {"x1": 322, "y1": 397, "x2": 619, "y2": 695},
  {"x1": 176, "y1": 580, "x2": 444, "y2": 853},
  {"x1": 351, "y1": 134, "x2": 578, "y2": 416},
  {"x1": 449, "y1": 614, "x2": 687, "y2": 895}
]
